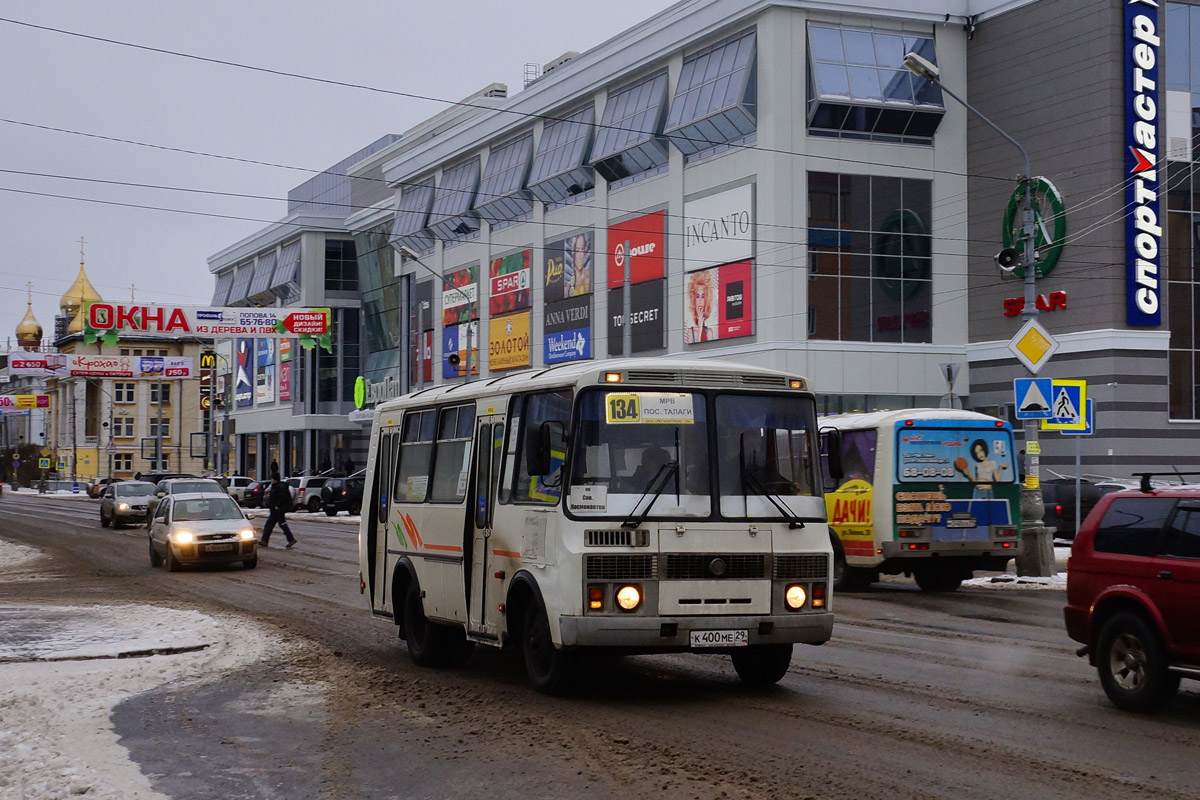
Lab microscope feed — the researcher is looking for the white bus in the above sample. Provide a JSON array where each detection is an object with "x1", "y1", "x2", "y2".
[
  {"x1": 820, "y1": 409, "x2": 1022, "y2": 592},
  {"x1": 358, "y1": 358, "x2": 837, "y2": 693}
]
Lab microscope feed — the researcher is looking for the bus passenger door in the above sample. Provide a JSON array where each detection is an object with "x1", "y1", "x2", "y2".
[
  {"x1": 468, "y1": 416, "x2": 504, "y2": 638},
  {"x1": 374, "y1": 429, "x2": 399, "y2": 614}
]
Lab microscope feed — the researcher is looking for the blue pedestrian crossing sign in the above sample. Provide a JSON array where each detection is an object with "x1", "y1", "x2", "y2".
[
  {"x1": 1042, "y1": 379, "x2": 1088, "y2": 431},
  {"x1": 38, "y1": 458, "x2": 50, "y2": 469},
  {"x1": 1014, "y1": 378, "x2": 1053, "y2": 419},
  {"x1": 1060, "y1": 398, "x2": 1095, "y2": 436}
]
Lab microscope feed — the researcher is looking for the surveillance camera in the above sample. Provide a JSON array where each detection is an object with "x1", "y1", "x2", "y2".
[{"x1": 902, "y1": 52, "x2": 940, "y2": 81}]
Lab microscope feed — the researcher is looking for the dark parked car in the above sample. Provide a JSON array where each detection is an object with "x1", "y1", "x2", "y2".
[
  {"x1": 241, "y1": 480, "x2": 267, "y2": 508},
  {"x1": 86, "y1": 477, "x2": 121, "y2": 499},
  {"x1": 320, "y1": 475, "x2": 364, "y2": 516},
  {"x1": 1065, "y1": 480, "x2": 1200, "y2": 711},
  {"x1": 1041, "y1": 478, "x2": 1102, "y2": 539}
]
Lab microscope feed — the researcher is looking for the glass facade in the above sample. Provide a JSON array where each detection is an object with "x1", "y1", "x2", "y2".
[
  {"x1": 270, "y1": 240, "x2": 301, "y2": 300},
  {"x1": 591, "y1": 72, "x2": 670, "y2": 183},
  {"x1": 390, "y1": 177, "x2": 436, "y2": 256},
  {"x1": 324, "y1": 240, "x2": 359, "y2": 292},
  {"x1": 806, "y1": 25, "x2": 943, "y2": 142},
  {"x1": 211, "y1": 271, "x2": 232, "y2": 305},
  {"x1": 428, "y1": 159, "x2": 481, "y2": 241},
  {"x1": 247, "y1": 251, "x2": 276, "y2": 301},
  {"x1": 807, "y1": 172, "x2": 933, "y2": 344},
  {"x1": 664, "y1": 30, "x2": 757, "y2": 156},
  {"x1": 475, "y1": 134, "x2": 534, "y2": 225},
  {"x1": 356, "y1": 224, "x2": 401, "y2": 384},
  {"x1": 528, "y1": 106, "x2": 596, "y2": 204},
  {"x1": 227, "y1": 261, "x2": 254, "y2": 306}
]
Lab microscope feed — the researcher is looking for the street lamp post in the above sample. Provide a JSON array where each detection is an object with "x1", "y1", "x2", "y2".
[
  {"x1": 399, "y1": 247, "x2": 475, "y2": 385},
  {"x1": 904, "y1": 52, "x2": 1052, "y2": 576}
]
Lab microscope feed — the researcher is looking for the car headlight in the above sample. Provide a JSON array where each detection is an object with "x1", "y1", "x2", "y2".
[
  {"x1": 239, "y1": 528, "x2": 255, "y2": 541},
  {"x1": 785, "y1": 584, "x2": 807, "y2": 610},
  {"x1": 615, "y1": 585, "x2": 641, "y2": 611},
  {"x1": 172, "y1": 530, "x2": 195, "y2": 544},
  {"x1": 117, "y1": 503, "x2": 130, "y2": 511}
]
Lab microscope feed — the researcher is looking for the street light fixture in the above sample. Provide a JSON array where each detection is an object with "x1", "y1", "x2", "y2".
[
  {"x1": 903, "y1": 52, "x2": 1052, "y2": 576},
  {"x1": 398, "y1": 246, "x2": 475, "y2": 386}
]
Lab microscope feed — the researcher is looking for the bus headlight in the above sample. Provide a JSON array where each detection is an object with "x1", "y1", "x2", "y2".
[
  {"x1": 615, "y1": 585, "x2": 641, "y2": 611},
  {"x1": 785, "y1": 584, "x2": 807, "y2": 610},
  {"x1": 172, "y1": 530, "x2": 195, "y2": 544}
]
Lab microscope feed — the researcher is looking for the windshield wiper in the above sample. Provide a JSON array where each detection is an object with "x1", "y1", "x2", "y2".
[
  {"x1": 622, "y1": 460, "x2": 679, "y2": 529},
  {"x1": 739, "y1": 433, "x2": 806, "y2": 529}
]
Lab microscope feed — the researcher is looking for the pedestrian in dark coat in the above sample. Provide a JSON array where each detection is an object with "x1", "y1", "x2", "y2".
[{"x1": 259, "y1": 472, "x2": 296, "y2": 548}]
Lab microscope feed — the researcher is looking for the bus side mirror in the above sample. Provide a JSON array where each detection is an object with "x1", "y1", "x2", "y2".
[
  {"x1": 820, "y1": 428, "x2": 844, "y2": 483},
  {"x1": 526, "y1": 421, "x2": 565, "y2": 476}
]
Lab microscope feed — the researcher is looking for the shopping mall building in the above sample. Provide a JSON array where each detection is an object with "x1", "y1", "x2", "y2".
[{"x1": 209, "y1": 0, "x2": 1200, "y2": 478}]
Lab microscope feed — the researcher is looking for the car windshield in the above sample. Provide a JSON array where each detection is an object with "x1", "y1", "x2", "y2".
[
  {"x1": 116, "y1": 484, "x2": 155, "y2": 497},
  {"x1": 171, "y1": 481, "x2": 222, "y2": 493},
  {"x1": 173, "y1": 497, "x2": 243, "y2": 521}
]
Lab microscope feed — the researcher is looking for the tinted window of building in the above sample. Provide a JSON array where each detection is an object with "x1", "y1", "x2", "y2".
[
  {"x1": 325, "y1": 240, "x2": 359, "y2": 292},
  {"x1": 591, "y1": 72, "x2": 670, "y2": 184},
  {"x1": 807, "y1": 172, "x2": 932, "y2": 344},
  {"x1": 665, "y1": 30, "x2": 757, "y2": 159}
]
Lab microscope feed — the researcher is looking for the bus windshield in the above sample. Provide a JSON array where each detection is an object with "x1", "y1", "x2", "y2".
[{"x1": 567, "y1": 389, "x2": 822, "y2": 520}]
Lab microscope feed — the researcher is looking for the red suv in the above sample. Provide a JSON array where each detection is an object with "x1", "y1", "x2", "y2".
[{"x1": 1064, "y1": 476, "x2": 1200, "y2": 712}]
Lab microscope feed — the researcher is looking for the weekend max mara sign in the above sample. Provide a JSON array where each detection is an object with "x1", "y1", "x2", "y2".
[{"x1": 1124, "y1": 0, "x2": 1161, "y2": 327}]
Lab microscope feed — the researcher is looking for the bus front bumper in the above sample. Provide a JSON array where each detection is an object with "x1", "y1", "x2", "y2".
[{"x1": 558, "y1": 611, "x2": 833, "y2": 649}]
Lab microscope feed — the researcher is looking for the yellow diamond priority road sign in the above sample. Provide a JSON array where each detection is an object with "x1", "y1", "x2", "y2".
[{"x1": 1007, "y1": 318, "x2": 1059, "y2": 374}]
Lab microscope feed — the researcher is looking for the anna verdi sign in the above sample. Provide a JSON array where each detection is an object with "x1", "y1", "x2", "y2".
[
  {"x1": 1125, "y1": 1, "x2": 1161, "y2": 327},
  {"x1": 84, "y1": 304, "x2": 331, "y2": 337},
  {"x1": 9, "y1": 353, "x2": 194, "y2": 379}
]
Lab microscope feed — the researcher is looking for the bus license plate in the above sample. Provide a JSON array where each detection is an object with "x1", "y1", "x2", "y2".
[
  {"x1": 205, "y1": 543, "x2": 233, "y2": 552},
  {"x1": 690, "y1": 629, "x2": 748, "y2": 648}
]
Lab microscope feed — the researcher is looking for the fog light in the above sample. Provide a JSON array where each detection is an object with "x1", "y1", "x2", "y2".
[
  {"x1": 615, "y1": 585, "x2": 641, "y2": 611},
  {"x1": 588, "y1": 585, "x2": 604, "y2": 611},
  {"x1": 785, "y1": 584, "x2": 807, "y2": 610}
]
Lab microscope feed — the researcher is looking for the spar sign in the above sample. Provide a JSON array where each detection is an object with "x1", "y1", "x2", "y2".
[
  {"x1": 85, "y1": 304, "x2": 331, "y2": 337},
  {"x1": 1125, "y1": 0, "x2": 1161, "y2": 327}
]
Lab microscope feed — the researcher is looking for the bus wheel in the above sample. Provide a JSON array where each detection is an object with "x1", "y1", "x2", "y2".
[
  {"x1": 404, "y1": 582, "x2": 448, "y2": 667},
  {"x1": 835, "y1": 567, "x2": 876, "y2": 592},
  {"x1": 731, "y1": 643, "x2": 793, "y2": 686},
  {"x1": 522, "y1": 602, "x2": 574, "y2": 695},
  {"x1": 914, "y1": 567, "x2": 964, "y2": 592}
]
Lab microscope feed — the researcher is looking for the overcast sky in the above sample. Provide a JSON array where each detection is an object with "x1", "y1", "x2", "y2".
[{"x1": 0, "y1": 0, "x2": 680, "y2": 349}]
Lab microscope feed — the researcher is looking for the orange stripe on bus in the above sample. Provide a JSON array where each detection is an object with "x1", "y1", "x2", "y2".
[
  {"x1": 424, "y1": 543, "x2": 463, "y2": 553},
  {"x1": 492, "y1": 550, "x2": 520, "y2": 558}
]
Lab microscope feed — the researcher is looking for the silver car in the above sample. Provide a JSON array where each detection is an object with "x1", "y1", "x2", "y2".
[
  {"x1": 99, "y1": 481, "x2": 156, "y2": 528},
  {"x1": 147, "y1": 478, "x2": 225, "y2": 526},
  {"x1": 148, "y1": 492, "x2": 258, "y2": 571}
]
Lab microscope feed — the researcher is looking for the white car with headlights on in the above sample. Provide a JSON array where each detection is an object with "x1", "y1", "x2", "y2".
[{"x1": 148, "y1": 492, "x2": 258, "y2": 571}]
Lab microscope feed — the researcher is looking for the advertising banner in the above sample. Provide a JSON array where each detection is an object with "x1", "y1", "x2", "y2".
[
  {"x1": 488, "y1": 311, "x2": 532, "y2": 371},
  {"x1": 545, "y1": 231, "x2": 594, "y2": 299},
  {"x1": 544, "y1": 294, "x2": 592, "y2": 365},
  {"x1": 9, "y1": 353, "x2": 194, "y2": 379},
  {"x1": 682, "y1": 185, "x2": 754, "y2": 271},
  {"x1": 489, "y1": 250, "x2": 532, "y2": 315},
  {"x1": 279, "y1": 338, "x2": 293, "y2": 363},
  {"x1": 683, "y1": 260, "x2": 753, "y2": 343},
  {"x1": 1124, "y1": 3, "x2": 1161, "y2": 326},
  {"x1": 608, "y1": 212, "x2": 664, "y2": 289},
  {"x1": 411, "y1": 330, "x2": 433, "y2": 385},
  {"x1": 442, "y1": 265, "x2": 479, "y2": 326},
  {"x1": 442, "y1": 321, "x2": 479, "y2": 378},
  {"x1": 84, "y1": 304, "x2": 331, "y2": 337},
  {"x1": 235, "y1": 338, "x2": 255, "y2": 408},
  {"x1": 0, "y1": 395, "x2": 50, "y2": 409},
  {"x1": 409, "y1": 279, "x2": 435, "y2": 332},
  {"x1": 255, "y1": 339, "x2": 276, "y2": 405},
  {"x1": 607, "y1": 278, "x2": 666, "y2": 355},
  {"x1": 279, "y1": 361, "x2": 292, "y2": 403}
]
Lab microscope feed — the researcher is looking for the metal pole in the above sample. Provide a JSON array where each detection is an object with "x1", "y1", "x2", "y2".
[
  {"x1": 399, "y1": 248, "x2": 474, "y2": 384},
  {"x1": 155, "y1": 375, "x2": 163, "y2": 472},
  {"x1": 417, "y1": 302, "x2": 425, "y2": 391},
  {"x1": 622, "y1": 238, "x2": 632, "y2": 357}
]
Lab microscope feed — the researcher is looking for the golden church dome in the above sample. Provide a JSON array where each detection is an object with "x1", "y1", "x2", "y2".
[
  {"x1": 15, "y1": 300, "x2": 42, "y2": 350},
  {"x1": 60, "y1": 262, "x2": 102, "y2": 319}
]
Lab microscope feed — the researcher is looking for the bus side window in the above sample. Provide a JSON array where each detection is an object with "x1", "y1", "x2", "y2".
[
  {"x1": 394, "y1": 409, "x2": 436, "y2": 503},
  {"x1": 430, "y1": 405, "x2": 475, "y2": 503},
  {"x1": 498, "y1": 397, "x2": 523, "y2": 505},
  {"x1": 515, "y1": 390, "x2": 572, "y2": 505}
]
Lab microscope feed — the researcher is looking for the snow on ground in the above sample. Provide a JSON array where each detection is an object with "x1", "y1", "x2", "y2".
[{"x1": 0, "y1": 539, "x2": 295, "y2": 800}]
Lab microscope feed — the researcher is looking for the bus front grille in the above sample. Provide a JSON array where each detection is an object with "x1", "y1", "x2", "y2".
[
  {"x1": 585, "y1": 554, "x2": 657, "y2": 580},
  {"x1": 664, "y1": 554, "x2": 766, "y2": 580},
  {"x1": 773, "y1": 554, "x2": 829, "y2": 580},
  {"x1": 585, "y1": 529, "x2": 650, "y2": 547}
]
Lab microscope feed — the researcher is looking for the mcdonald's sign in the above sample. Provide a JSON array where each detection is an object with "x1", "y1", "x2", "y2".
[{"x1": 200, "y1": 351, "x2": 216, "y2": 370}]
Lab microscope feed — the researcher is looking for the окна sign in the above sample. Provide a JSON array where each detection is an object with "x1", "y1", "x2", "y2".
[
  {"x1": 85, "y1": 305, "x2": 331, "y2": 337},
  {"x1": 1125, "y1": 1, "x2": 1161, "y2": 326}
]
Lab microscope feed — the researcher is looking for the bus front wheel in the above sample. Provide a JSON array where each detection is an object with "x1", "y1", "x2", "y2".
[
  {"x1": 522, "y1": 602, "x2": 574, "y2": 695},
  {"x1": 731, "y1": 643, "x2": 793, "y2": 686}
]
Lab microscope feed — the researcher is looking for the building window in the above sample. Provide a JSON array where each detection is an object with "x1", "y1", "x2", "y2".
[
  {"x1": 806, "y1": 24, "x2": 944, "y2": 143},
  {"x1": 664, "y1": 30, "x2": 757, "y2": 157},
  {"x1": 113, "y1": 453, "x2": 133, "y2": 472},
  {"x1": 389, "y1": 177, "x2": 436, "y2": 257},
  {"x1": 528, "y1": 106, "x2": 595, "y2": 205},
  {"x1": 807, "y1": 172, "x2": 933, "y2": 344},
  {"x1": 325, "y1": 240, "x2": 359, "y2": 292},
  {"x1": 428, "y1": 159, "x2": 482, "y2": 241},
  {"x1": 148, "y1": 419, "x2": 171, "y2": 440},
  {"x1": 148, "y1": 384, "x2": 171, "y2": 405},
  {"x1": 475, "y1": 134, "x2": 534, "y2": 226},
  {"x1": 227, "y1": 260, "x2": 254, "y2": 306},
  {"x1": 591, "y1": 72, "x2": 670, "y2": 183},
  {"x1": 114, "y1": 417, "x2": 135, "y2": 438},
  {"x1": 114, "y1": 383, "x2": 135, "y2": 403}
]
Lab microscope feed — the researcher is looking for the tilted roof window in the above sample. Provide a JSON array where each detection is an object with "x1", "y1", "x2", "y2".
[
  {"x1": 389, "y1": 177, "x2": 436, "y2": 256},
  {"x1": 247, "y1": 251, "x2": 277, "y2": 300},
  {"x1": 807, "y1": 25, "x2": 944, "y2": 141},
  {"x1": 591, "y1": 72, "x2": 670, "y2": 182},
  {"x1": 227, "y1": 261, "x2": 254, "y2": 306},
  {"x1": 270, "y1": 240, "x2": 301, "y2": 299},
  {"x1": 475, "y1": 134, "x2": 534, "y2": 224},
  {"x1": 211, "y1": 271, "x2": 233, "y2": 306},
  {"x1": 528, "y1": 106, "x2": 595, "y2": 205},
  {"x1": 664, "y1": 30, "x2": 757, "y2": 156},
  {"x1": 428, "y1": 159, "x2": 481, "y2": 240}
]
